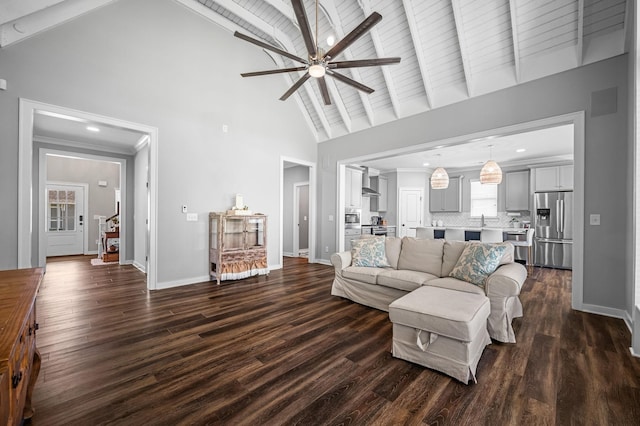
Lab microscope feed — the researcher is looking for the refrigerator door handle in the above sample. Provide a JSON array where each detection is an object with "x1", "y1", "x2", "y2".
[
  {"x1": 559, "y1": 199, "x2": 564, "y2": 234},
  {"x1": 556, "y1": 199, "x2": 560, "y2": 234}
]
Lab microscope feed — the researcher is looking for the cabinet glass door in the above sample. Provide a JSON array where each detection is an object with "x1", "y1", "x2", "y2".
[
  {"x1": 223, "y1": 217, "x2": 245, "y2": 250},
  {"x1": 246, "y1": 217, "x2": 265, "y2": 248},
  {"x1": 210, "y1": 216, "x2": 219, "y2": 249}
]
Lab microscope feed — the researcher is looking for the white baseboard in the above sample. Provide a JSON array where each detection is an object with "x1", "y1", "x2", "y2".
[
  {"x1": 314, "y1": 259, "x2": 332, "y2": 266},
  {"x1": 132, "y1": 260, "x2": 146, "y2": 273},
  {"x1": 86, "y1": 250, "x2": 98, "y2": 255},
  {"x1": 283, "y1": 252, "x2": 294, "y2": 257},
  {"x1": 580, "y1": 303, "x2": 632, "y2": 331},
  {"x1": 156, "y1": 275, "x2": 211, "y2": 290},
  {"x1": 630, "y1": 347, "x2": 640, "y2": 358}
]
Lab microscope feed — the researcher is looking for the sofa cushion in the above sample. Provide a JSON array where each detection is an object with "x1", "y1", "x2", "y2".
[
  {"x1": 441, "y1": 241, "x2": 468, "y2": 277},
  {"x1": 397, "y1": 237, "x2": 444, "y2": 277},
  {"x1": 378, "y1": 269, "x2": 438, "y2": 292},
  {"x1": 426, "y1": 277, "x2": 487, "y2": 296},
  {"x1": 385, "y1": 237, "x2": 403, "y2": 269},
  {"x1": 449, "y1": 243, "x2": 508, "y2": 287},
  {"x1": 343, "y1": 266, "x2": 388, "y2": 284},
  {"x1": 351, "y1": 236, "x2": 390, "y2": 268}
]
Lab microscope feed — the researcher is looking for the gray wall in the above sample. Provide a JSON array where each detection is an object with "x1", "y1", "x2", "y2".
[
  {"x1": 0, "y1": 0, "x2": 316, "y2": 286},
  {"x1": 283, "y1": 165, "x2": 309, "y2": 254},
  {"x1": 318, "y1": 54, "x2": 631, "y2": 314},
  {"x1": 46, "y1": 155, "x2": 120, "y2": 252}
]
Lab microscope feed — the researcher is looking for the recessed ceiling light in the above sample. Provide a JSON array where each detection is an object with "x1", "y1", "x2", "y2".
[
  {"x1": 516, "y1": 148, "x2": 526, "y2": 153},
  {"x1": 435, "y1": 145, "x2": 444, "y2": 149},
  {"x1": 326, "y1": 35, "x2": 335, "y2": 46},
  {"x1": 423, "y1": 162, "x2": 430, "y2": 166},
  {"x1": 86, "y1": 126, "x2": 100, "y2": 132}
]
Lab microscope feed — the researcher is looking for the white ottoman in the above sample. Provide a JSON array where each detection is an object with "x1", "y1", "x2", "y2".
[{"x1": 389, "y1": 286, "x2": 491, "y2": 384}]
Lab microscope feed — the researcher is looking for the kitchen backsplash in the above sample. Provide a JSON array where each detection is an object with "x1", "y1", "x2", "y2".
[{"x1": 428, "y1": 212, "x2": 532, "y2": 228}]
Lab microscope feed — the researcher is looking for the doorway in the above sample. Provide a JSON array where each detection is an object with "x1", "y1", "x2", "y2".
[
  {"x1": 280, "y1": 157, "x2": 316, "y2": 266},
  {"x1": 18, "y1": 98, "x2": 159, "y2": 290},
  {"x1": 45, "y1": 183, "x2": 87, "y2": 256},
  {"x1": 398, "y1": 188, "x2": 424, "y2": 237},
  {"x1": 293, "y1": 182, "x2": 310, "y2": 257}
]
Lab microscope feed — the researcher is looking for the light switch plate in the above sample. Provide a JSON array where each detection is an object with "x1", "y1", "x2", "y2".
[
  {"x1": 186, "y1": 213, "x2": 198, "y2": 222},
  {"x1": 590, "y1": 214, "x2": 600, "y2": 225}
]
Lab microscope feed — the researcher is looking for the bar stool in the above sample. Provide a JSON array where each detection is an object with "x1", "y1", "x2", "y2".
[
  {"x1": 444, "y1": 228, "x2": 465, "y2": 241},
  {"x1": 480, "y1": 228, "x2": 504, "y2": 243},
  {"x1": 511, "y1": 228, "x2": 535, "y2": 267}
]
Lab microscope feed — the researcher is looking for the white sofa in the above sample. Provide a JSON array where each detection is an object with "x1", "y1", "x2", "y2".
[{"x1": 331, "y1": 237, "x2": 528, "y2": 343}]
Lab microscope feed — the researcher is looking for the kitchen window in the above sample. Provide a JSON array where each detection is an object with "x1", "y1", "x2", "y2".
[{"x1": 470, "y1": 180, "x2": 498, "y2": 217}]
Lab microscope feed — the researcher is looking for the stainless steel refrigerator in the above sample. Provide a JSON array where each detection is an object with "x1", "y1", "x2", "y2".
[{"x1": 534, "y1": 191, "x2": 573, "y2": 269}]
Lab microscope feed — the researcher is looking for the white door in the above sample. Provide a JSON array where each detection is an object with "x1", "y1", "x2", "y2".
[
  {"x1": 46, "y1": 184, "x2": 85, "y2": 256},
  {"x1": 294, "y1": 183, "x2": 309, "y2": 256},
  {"x1": 399, "y1": 188, "x2": 423, "y2": 237}
]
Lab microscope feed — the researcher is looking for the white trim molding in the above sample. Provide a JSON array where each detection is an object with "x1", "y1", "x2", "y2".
[{"x1": 18, "y1": 98, "x2": 159, "y2": 290}]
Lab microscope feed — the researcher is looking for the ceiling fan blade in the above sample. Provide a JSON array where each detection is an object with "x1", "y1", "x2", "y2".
[
  {"x1": 324, "y1": 12, "x2": 382, "y2": 61},
  {"x1": 234, "y1": 31, "x2": 308, "y2": 65},
  {"x1": 241, "y1": 66, "x2": 308, "y2": 77},
  {"x1": 317, "y1": 77, "x2": 331, "y2": 105},
  {"x1": 329, "y1": 57, "x2": 401, "y2": 69},
  {"x1": 291, "y1": 0, "x2": 317, "y2": 57},
  {"x1": 326, "y1": 70, "x2": 374, "y2": 94},
  {"x1": 280, "y1": 73, "x2": 311, "y2": 101}
]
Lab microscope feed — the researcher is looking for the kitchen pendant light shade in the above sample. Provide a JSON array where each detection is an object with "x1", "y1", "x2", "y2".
[
  {"x1": 431, "y1": 167, "x2": 449, "y2": 189},
  {"x1": 480, "y1": 160, "x2": 503, "y2": 184}
]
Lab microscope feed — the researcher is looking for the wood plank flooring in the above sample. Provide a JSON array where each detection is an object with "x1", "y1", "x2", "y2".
[{"x1": 29, "y1": 256, "x2": 640, "y2": 425}]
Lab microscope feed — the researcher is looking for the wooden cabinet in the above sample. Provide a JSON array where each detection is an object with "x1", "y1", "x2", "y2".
[
  {"x1": 370, "y1": 175, "x2": 388, "y2": 212},
  {"x1": 209, "y1": 213, "x2": 268, "y2": 285},
  {"x1": 505, "y1": 170, "x2": 530, "y2": 211},
  {"x1": 102, "y1": 231, "x2": 119, "y2": 262},
  {"x1": 430, "y1": 176, "x2": 462, "y2": 212},
  {"x1": 0, "y1": 268, "x2": 42, "y2": 425},
  {"x1": 345, "y1": 167, "x2": 363, "y2": 209},
  {"x1": 534, "y1": 165, "x2": 573, "y2": 191}
]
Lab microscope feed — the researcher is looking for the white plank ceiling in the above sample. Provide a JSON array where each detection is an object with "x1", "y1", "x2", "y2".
[{"x1": 0, "y1": 0, "x2": 630, "y2": 142}]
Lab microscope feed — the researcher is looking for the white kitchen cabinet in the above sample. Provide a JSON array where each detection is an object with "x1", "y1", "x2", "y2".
[
  {"x1": 370, "y1": 175, "x2": 388, "y2": 212},
  {"x1": 534, "y1": 165, "x2": 573, "y2": 191},
  {"x1": 505, "y1": 170, "x2": 530, "y2": 211},
  {"x1": 430, "y1": 176, "x2": 462, "y2": 212},
  {"x1": 345, "y1": 167, "x2": 363, "y2": 209}
]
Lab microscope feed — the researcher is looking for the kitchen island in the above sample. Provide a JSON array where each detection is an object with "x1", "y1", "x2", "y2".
[
  {"x1": 416, "y1": 226, "x2": 530, "y2": 263},
  {"x1": 416, "y1": 226, "x2": 527, "y2": 239}
]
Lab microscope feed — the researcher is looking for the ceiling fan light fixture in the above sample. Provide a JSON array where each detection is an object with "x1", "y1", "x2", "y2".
[
  {"x1": 308, "y1": 63, "x2": 326, "y2": 78},
  {"x1": 431, "y1": 167, "x2": 449, "y2": 189}
]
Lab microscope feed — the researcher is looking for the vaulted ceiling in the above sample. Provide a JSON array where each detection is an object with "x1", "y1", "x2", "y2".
[{"x1": 0, "y1": 0, "x2": 630, "y2": 142}]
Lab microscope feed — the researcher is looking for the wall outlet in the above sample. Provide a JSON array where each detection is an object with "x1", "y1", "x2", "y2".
[
  {"x1": 328, "y1": 215, "x2": 334, "y2": 222},
  {"x1": 325, "y1": 246, "x2": 329, "y2": 253},
  {"x1": 589, "y1": 214, "x2": 600, "y2": 225},
  {"x1": 186, "y1": 213, "x2": 198, "y2": 222},
  {"x1": 182, "y1": 205, "x2": 187, "y2": 213}
]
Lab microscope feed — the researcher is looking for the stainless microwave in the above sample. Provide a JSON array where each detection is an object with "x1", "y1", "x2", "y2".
[{"x1": 345, "y1": 209, "x2": 361, "y2": 227}]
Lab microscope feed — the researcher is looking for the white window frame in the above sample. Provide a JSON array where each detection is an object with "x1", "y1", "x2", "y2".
[{"x1": 470, "y1": 179, "x2": 498, "y2": 217}]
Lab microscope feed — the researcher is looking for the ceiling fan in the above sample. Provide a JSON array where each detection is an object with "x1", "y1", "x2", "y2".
[{"x1": 234, "y1": 0, "x2": 401, "y2": 105}]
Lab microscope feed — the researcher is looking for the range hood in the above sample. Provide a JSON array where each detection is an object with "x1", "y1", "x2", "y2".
[{"x1": 361, "y1": 167, "x2": 380, "y2": 197}]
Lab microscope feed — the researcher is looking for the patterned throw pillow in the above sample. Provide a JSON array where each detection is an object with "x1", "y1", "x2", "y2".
[
  {"x1": 351, "y1": 236, "x2": 390, "y2": 267},
  {"x1": 449, "y1": 243, "x2": 508, "y2": 287}
]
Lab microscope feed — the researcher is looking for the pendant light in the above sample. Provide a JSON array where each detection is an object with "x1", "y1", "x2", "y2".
[
  {"x1": 431, "y1": 167, "x2": 449, "y2": 189},
  {"x1": 480, "y1": 145, "x2": 502, "y2": 184}
]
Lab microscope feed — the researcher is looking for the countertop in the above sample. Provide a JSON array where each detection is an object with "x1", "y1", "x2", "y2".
[
  {"x1": 361, "y1": 224, "x2": 396, "y2": 228},
  {"x1": 416, "y1": 226, "x2": 528, "y2": 233}
]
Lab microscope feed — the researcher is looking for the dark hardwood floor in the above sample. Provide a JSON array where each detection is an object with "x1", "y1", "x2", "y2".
[{"x1": 30, "y1": 255, "x2": 640, "y2": 425}]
